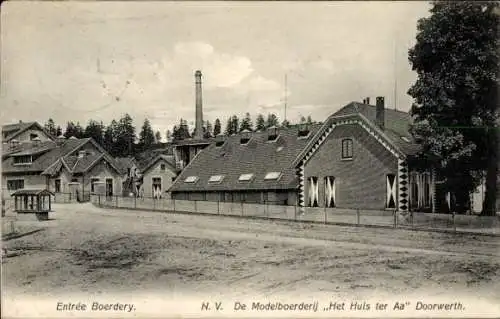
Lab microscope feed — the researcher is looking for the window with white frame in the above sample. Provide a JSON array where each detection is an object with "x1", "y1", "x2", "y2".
[
  {"x1": 208, "y1": 175, "x2": 225, "y2": 184},
  {"x1": 341, "y1": 138, "x2": 353, "y2": 159},
  {"x1": 238, "y1": 173, "x2": 254, "y2": 182},
  {"x1": 264, "y1": 171, "x2": 281, "y2": 180},
  {"x1": 184, "y1": 176, "x2": 199, "y2": 183}
]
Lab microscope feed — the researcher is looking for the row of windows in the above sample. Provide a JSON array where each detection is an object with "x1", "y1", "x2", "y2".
[
  {"x1": 13, "y1": 155, "x2": 33, "y2": 165},
  {"x1": 7, "y1": 179, "x2": 24, "y2": 190},
  {"x1": 184, "y1": 172, "x2": 282, "y2": 184}
]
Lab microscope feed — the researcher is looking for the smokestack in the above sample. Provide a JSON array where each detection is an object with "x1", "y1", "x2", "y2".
[
  {"x1": 375, "y1": 96, "x2": 385, "y2": 130},
  {"x1": 366, "y1": 97, "x2": 370, "y2": 105},
  {"x1": 194, "y1": 70, "x2": 203, "y2": 140}
]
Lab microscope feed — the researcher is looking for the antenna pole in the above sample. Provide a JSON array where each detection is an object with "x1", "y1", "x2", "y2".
[
  {"x1": 393, "y1": 36, "x2": 398, "y2": 111},
  {"x1": 284, "y1": 74, "x2": 288, "y2": 122}
]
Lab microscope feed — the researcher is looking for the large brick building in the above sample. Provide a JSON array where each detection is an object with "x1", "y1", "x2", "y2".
[{"x1": 169, "y1": 97, "x2": 446, "y2": 212}]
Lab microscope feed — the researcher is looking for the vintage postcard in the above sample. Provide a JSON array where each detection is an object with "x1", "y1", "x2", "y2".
[{"x1": 1, "y1": 1, "x2": 499, "y2": 318}]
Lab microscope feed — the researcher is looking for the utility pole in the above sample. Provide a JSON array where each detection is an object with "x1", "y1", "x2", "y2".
[{"x1": 284, "y1": 74, "x2": 288, "y2": 122}]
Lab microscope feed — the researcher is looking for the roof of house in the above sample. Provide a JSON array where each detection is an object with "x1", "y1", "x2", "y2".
[
  {"x1": 114, "y1": 156, "x2": 137, "y2": 173},
  {"x1": 292, "y1": 102, "x2": 421, "y2": 167},
  {"x1": 3, "y1": 137, "x2": 123, "y2": 176},
  {"x1": 169, "y1": 124, "x2": 322, "y2": 192},
  {"x1": 2, "y1": 138, "x2": 90, "y2": 174},
  {"x1": 140, "y1": 154, "x2": 177, "y2": 174},
  {"x1": 332, "y1": 102, "x2": 420, "y2": 155},
  {"x1": 2, "y1": 121, "x2": 54, "y2": 142}
]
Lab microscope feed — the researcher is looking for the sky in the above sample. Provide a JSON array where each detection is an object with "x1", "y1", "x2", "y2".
[{"x1": 1, "y1": 1, "x2": 431, "y2": 139}]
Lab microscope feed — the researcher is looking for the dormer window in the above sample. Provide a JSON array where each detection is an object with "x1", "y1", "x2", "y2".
[
  {"x1": 341, "y1": 138, "x2": 353, "y2": 159},
  {"x1": 10, "y1": 139, "x2": 19, "y2": 149},
  {"x1": 238, "y1": 173, "x2": 254, "y2": 182},
  {"x1": 30, "y1": 133, "x2": 38, "y2": 140},
  {"x1": 298, "y1": 123, "x2": 310, "y2": 138},
  {"x1": 215, "y1": 133, "x2": 226, "y2": 147},
  {"x1": 184, "y1": 176, "x2": 199, "y2": 183},
  {"x1": 264, "y1": 171, "x2": 281, "y2": 180},
  {"x1": 267, "y1": 126, "x2": 279, "y2": 142},
  {"x1": 240, "y1": 129, "x2": 252, "y2": 145},
  {"x1": 13, "y1": 155, "x2": 32, "y2": 165},
  {"x1": 208, "y1": 175, "x2": 225, "y2": 184}
]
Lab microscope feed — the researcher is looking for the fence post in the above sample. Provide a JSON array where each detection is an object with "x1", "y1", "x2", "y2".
[
  {"x1": 115, "y1": 195, "x2": 118, "y2": 208},
  {"x1": 241, "y1": 202, "x2": 244, "y2": 216},
  {"x1": 453, "y1": 212, "x2": 456, "y2": 233},
  {"x1": 324, "y1": 206, "x2": 327, "y2": 224},
  {"x1": 356, "y1": 209, "x2": 360, "y2": 226},
  {"x1": 217, "y1": 201, "x2": 220, "y2": 215},
  {"x1": 10, "y1": 220, "x2": 15, "y2": 233},
  {"x1": 294, "y1": 205, "x2": 297, "y2": 221},
  {"x1": 173, "y1": 199, "x2": 176, "y2": 212},
  {"x1": 393, "y1": 209, "x2": 397, "y2": 228},
  {"x1": 153, "y1": 197, "x2": 156, "y2": 211},
  {"x1": 98, "y1": 194, "x2": 101, "y2": 206},
  {"x1": 411, "y1": 211, "x2": 414, "y2": 229},
  {"x1": 194, "y1": 200, "x2": 197, "y2": 213}
]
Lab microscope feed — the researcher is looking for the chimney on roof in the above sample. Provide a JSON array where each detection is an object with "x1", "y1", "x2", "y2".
[
  {"x1": 19, "y1": 120, "x2": 22, "y2": 123},
  {"x1": 78, "y1": 150, "x2": 86, "y2": 158},
  {"x1": 194, "y1": 70, "x2": 203, "y2": 140},
  {"x1": 375, "y1": 96, "x2": 385, "y2": 130},
  {"x1": 267, "y1": 126, "x2": 279, "y2": 141},
  {"x1": 240, "y1": 129, "x2": 252, "y2": 144}
]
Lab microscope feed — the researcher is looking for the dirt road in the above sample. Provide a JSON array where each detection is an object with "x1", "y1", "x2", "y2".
[{"x1": 3, "y1": 203, "x2": 500, "y2": 302}]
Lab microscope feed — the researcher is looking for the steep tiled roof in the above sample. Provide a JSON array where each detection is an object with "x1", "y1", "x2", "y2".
[
  {"x1": 2, "y1": 121, "x2": 54, "y2": 142},
  {"x1": 169, "y1": 124, "x2": 322, "y2": 192},
  {"x1": 2, "y1": 138, "x2": 90, "y2": 174},
  {"x1": 2, "y1": 140, "x2": 56, "y2": 158},
  {"x1": 140, "y1": 154, "x2": 176, "y2": 174},
  {"x1": 332, "y1": 102, "x2": 420, "y2": 155},
  {"x1": 114, "y1": 156, "x2": 136, "y2": 173}
]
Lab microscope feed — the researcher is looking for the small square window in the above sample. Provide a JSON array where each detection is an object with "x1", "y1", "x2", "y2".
[
  {"x1": 238, "y1": 173, "x2": 254, "y2": 182},
  {"x1": 264, "y1": 172, "x2": 281, "y2": 180},
  {"x1": 184, "y1": 176, "x2": 199, "y2": 183},
  {"x1": 208, "y1": 175, "x2": 224, "y2": 184},
  {"x1": 160, "y1": 164, "x2": 166, "y2": 171},
  {"x1": 341, "y1": 139, "x2": 353, "y2": 159}
]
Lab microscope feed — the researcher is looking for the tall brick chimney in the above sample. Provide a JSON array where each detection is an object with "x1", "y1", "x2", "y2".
[
  {"x1": 194, "y1": 70, "x2": 203, "y2": 140},
  {"x1": 375, "y1": 96, "x2": 385, "y2": 130}
]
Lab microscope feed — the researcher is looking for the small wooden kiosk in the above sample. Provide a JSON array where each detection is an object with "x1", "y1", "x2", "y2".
[{"x1": 11, "y1": 189, "x2": 54, "y2": 221}]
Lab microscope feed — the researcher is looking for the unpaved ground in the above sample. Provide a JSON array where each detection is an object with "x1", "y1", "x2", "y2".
[{"x1": 2, "y1": 203, "x2": 500, "y2": 302}]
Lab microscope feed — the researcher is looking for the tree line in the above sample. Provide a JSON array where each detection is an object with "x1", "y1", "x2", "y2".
[{"x1": 44, "y1": 112, "x2": 316, "y2": 157}]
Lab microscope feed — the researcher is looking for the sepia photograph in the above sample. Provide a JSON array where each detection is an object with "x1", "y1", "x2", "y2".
[{"x1": 1, "y1": 1, "x2": 499, "y2": 318}]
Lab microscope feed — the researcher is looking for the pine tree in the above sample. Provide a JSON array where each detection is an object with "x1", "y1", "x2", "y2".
[
  {"x1": 44, "y1": 118, "x2": 57, "y2": 137},
  {"x1": 139, "y1": 118, "x2": 155, "y2": 148},
  {"x1": 213, "y1": 118, "x2": 222, "y2": 136},
  {"x1": 240, "y1": 112, "x2": 253, "y2": 132},
  {"x1": 154, "y1": 130, "x2": 162, "y2": 144},
  {"x1": 84, "y1": 120, "x2": 104, "y2": 145},
  {"x1": 256, "y1": 114, "x2": 266, "y2": 131}
]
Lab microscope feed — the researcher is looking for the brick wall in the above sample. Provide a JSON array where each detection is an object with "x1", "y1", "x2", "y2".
[{"x1": 304, "y1": 124, "x2": 398, "y2": 210}]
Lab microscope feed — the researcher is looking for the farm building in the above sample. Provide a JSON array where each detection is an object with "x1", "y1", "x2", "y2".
[
  {"x1": 2, "y1": 121, "x2": 54, "y2": 144},
  {"x1": 2, "y1": 135, "x2": 128, "y2": 201},
  {"x1": 169, "y1": 123, "x2": 322, "y2": 205},
  {"x1": 138, "y1": 154, "x2": 178, "y2": 199},
  {"x1": 170, "y1": 97, "x2": 476, "y2": 213}
]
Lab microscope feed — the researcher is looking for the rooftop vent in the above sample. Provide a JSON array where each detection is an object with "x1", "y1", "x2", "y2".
[
  {"x1": 240, "y1": 129, "x2": 252, "y2": 145},
  {"x1": 238, "y1": 173, "x2": 254, "y2": 182},
  {"x1": 208, "y1": 175, "x2": 225, "y2": 184},
  {"x1": 267, "y1": 126, "x2": 279, "y2": 142},
  {"x1": 362, "y1": 97, "x2": 370, "y2": 104},
  {"x1": 78, "y1": 150, "x2": 86, "y2": 158},
  {"x1": 215, "y1": 133, "x2": 226, "y2": 147},
  {"x1": 264, "y1": 171, "x2": 281, "y2": 180},
  {"x1": 184, "y1": 176, "x2": 199, "y2": 183}
]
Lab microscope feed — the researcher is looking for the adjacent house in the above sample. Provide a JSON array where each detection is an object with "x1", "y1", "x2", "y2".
[
  {"x1": 2, "y1": 136, "x2": 127, "y2": 201},
  {"x1": 2, "y1": 121, "x2": 54, "y2": 144},
  {"x1": 139, "y1": 154, "x2": 178, "y2": 199}
]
